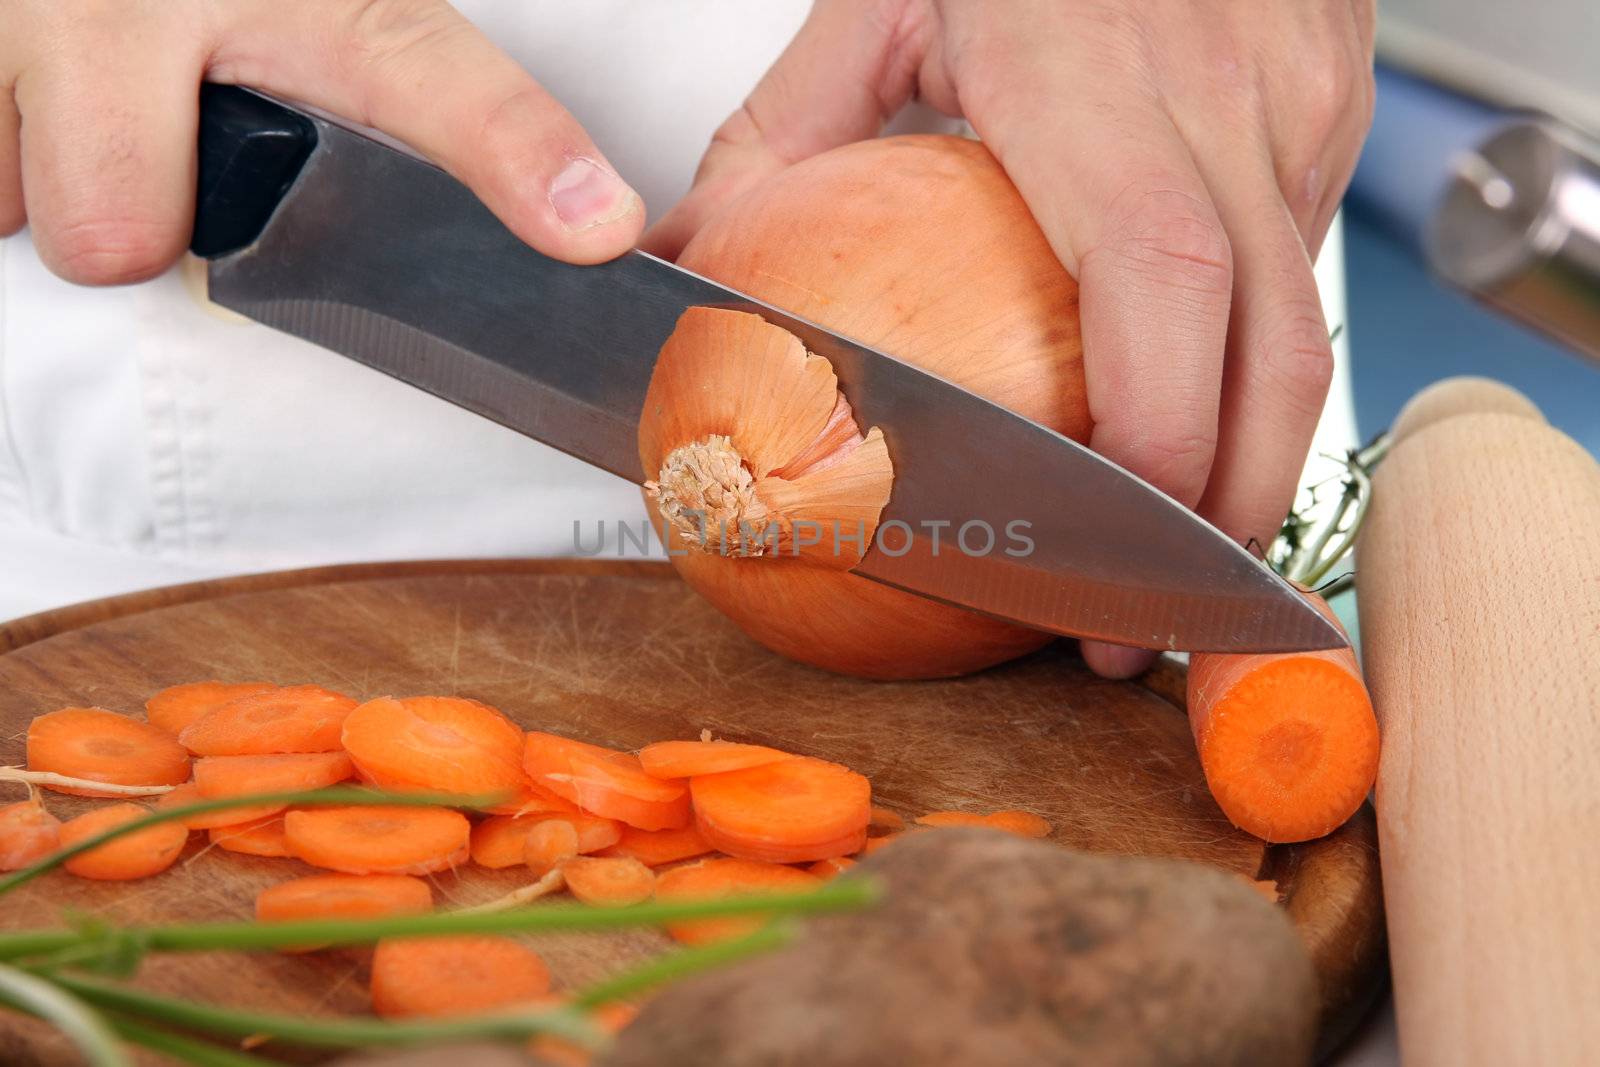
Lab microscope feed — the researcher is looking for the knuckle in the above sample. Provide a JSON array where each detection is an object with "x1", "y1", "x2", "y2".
[
  {"x1": 1100, "y1": 185, "x2": 1233, "y2": 296},
  {"x1": 45, "y1": 216, "x2": 177, "y2": 285},
  {"x1": 1100, "y1": 420, "x2": 1218, "y2": 503},
  {"x1": 335, "y1": 0, "x2": 465, "y2": 87},
  {"x1": 1257, "y1": 305, "x2": 1336, "y2": 414}
]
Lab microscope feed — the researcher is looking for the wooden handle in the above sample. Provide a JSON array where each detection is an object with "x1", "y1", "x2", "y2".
[{"x1": 1358, "y1": 379, "x2": 1600, "y2": 1065}]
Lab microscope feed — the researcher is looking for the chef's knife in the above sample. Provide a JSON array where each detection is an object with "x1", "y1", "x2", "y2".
[{"x1": 190, "y1": 84, "x2": 1344, "y2": 654}]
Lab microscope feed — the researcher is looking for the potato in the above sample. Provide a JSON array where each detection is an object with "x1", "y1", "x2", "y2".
[{"x1": 604, "y1": 828, "x2": 1316, "y2": 1066}]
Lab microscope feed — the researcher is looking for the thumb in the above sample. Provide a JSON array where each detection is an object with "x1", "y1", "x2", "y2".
[
  {"x1": 219, "y1": 0, "x2": 643, "y2": 264},
  {"x1": 642, "y1": 0, "x2": 921, "y2": 259}
]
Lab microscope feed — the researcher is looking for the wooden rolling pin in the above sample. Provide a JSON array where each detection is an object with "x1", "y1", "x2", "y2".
[{"x1": 1357, "y1": 377, "x2": 1600, "y2": 1065}]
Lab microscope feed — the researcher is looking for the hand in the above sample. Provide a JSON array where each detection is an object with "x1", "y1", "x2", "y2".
[
  {"x1": 0, "y1": 0, "x2": 643, "y2": 283},
  {"x1": 648, "y1": 0, "x2": 1375, "y2": 676}
]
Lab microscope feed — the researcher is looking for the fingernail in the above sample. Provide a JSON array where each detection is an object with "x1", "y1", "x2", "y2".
[
  {"x1": 549, "y1": 158, "x2": 638, "y2": 232},
  {"x1": 1082, "y1": 642, "x2": 1157, "y2": 680}
]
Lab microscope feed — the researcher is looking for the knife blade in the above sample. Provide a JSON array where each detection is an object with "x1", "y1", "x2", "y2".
[{"x1": 191, "y1": 85, "x2": 1344, "y2": 654}]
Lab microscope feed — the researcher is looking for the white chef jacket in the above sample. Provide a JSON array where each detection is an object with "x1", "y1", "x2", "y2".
[{"x1": 0, "y1": 0, "x2": 1355, "y2": 623}]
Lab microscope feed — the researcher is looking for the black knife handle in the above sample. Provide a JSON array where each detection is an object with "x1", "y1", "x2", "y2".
[{"x1": 191, "y1": 84, "x2": 317, "y2": 259}]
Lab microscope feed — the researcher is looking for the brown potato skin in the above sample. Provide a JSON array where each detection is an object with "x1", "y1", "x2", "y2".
[{"x1": 604, "y1": 829, "x2": 1317, "y2": 1067}]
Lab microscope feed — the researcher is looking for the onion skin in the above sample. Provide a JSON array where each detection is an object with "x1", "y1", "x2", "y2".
[{"x1": 657, "y1": 135, "x2": 1090, "y2": 680}]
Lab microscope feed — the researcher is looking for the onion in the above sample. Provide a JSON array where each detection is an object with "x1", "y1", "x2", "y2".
[{"x1": 639, "y1": 135, "x2": 1089, "y2": 679}]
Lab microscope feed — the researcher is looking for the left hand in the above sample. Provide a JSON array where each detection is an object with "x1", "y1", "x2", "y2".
[{"x1": 646, "y1": 0, "x2": 1375, "y2": 677}]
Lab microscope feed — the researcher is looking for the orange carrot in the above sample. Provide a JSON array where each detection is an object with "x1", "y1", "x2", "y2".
[
  {"x1": 208, "y1": 815, "x2": 291, "y2": 858},
  {"x1": 0, "y1": 798, "x2": 61, "y2": 871},
  {"x1": 342, "y1": 696, "x2": 525, "y2": 799},
  {"x1": 1187, "y1": 592, "x2": 1379, "y2": 843},
  {"x1": 857, "y1": 834, "x2": 898, "y2": 856},
  {"x1": 867, "y1": 805, "x2": 905, "y2": 834},
  {"x1": 561, "y1": 856, "x2": 655, "y2": 906},
  {"x1": 369, "y1": 936, "x2": 550, "y2": 1018},
  {"x1": 59, "y1": 803, "x2": 188, "y2": 880},
  {"x1": 524, "y1": 732, "x2": 690, "y2": 831},
  {"x1": 145, "y1": 681, "x2": 276, "y2": 735},
  {"x1": 470, "y1": 813, "x2": 621, "y2": 869},
  {"x1": 256, "y1": 873, "x2": 433, "y2": 922},
  {"x1": 480, "y1": 779, "x2": 580, "y2": 818},
  {"x1": 529, "y1": 1001, "x2": 638, "y2": 1067},
  {"x1": 654, "y1": 857, "x2": 820, "y2": 944},
  {"x1": 524, "y1": 820, "x2": 580, "y2": 875},
  {"x1": 595, "y1": 824, "x2": 713, "y2": 867},
  {"x1": 191, "y1": 752, "x2": 353, "y2": 820},
  {"x1": 284, "y1": 805, "x2": 470, "y2": 875},
  {"x1": 915, "y1": 809, "x2": 1051, "y2": 838},
  {"x1": 691, "y1": 756, "x2": 870, "y2": 863},
  {"x1": 637, "y1": 740, "x2": 795, "y2": 779},
  {"x1": 26, "y1": 708, "x2": 191, "y2": 797},
  {"x1": 177, "y1": 685, "x2": 355, "y2": 756},
  {"x1": 157, "y1": 781, "x2": 284, "y2": 830},
  {"x1": 807, "y1": 856, "x2": 857, "y2": 879}
]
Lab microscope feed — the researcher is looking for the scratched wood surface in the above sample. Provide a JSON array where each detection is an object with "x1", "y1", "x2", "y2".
[{"x1": 0, "y1": 560, "x2": 1384, "y2": 1063}]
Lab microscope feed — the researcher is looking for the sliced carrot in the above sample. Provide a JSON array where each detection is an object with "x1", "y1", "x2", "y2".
[
  {"x1": 370, "y1": 936, "x2": 550, "y2": 1018},
  {"x1": 1187, "y1": 591, "x2": 1379, "y2": 843},
  {"x1": 529, "y1": 1001, "x2": 638, "y2": 1067},
  {"x1": 561, "y1": 856, "x2": 655, "y2": 907},
  {"x1": 481, "y1": 779, "x2": 580, "y2": 817},
  {"x1": 1242, "y1": 875, "x2": 1282, "y2": 904},
  {"x1": 858, "y1": 834, "x2": 899, "y2": 856},
  {"x1": 807, "y1": 856, "x2": 857, "y2": 879},
  {"x1": 208, "y1": 816, "x2": 291, "y2": 858},
  {"x1": 342, "y1": 696, "x2": 525, "y2": 799},
  {"x1": 654, "y1": 857, "x2": 821, "y2": 944},
  {"x1": 915, "y1": 809, "x2": 1052, "y2": 838},
  {"x1": 59, "y1": 803, "x2": 188, "y2": 881},
  {"x1": 525, "y1": 820, "x2": 580, "y2": 875},
  {"x1": 868, "y1": 806, "x2": 905, "y2": 834},
  {"x1": 157, "y1": 782, "x2": 284, "y2": 830},
  {"x1": 691, "y1": 756, "x2": 870, "y2": 863},
  {"x1": 191, "y1": 752, "x2": 353, "y2": 820},
  {"x1": 26, "y1": 708, "x2": 191, "y2": 797},
  {"x1": 284, "y1": 806, "x2": 470, "y2": 876},
  {"x1": 595, "y1": 824, "x2": 713, "y2": 868},
  {"x1": 471, "y1": 813, "x2": 620, "y2": 869},
  {"x1": 178, "y1": 685, "x2": 356, "y2": 756},
  {"x1": 985, "y1": 810, "x2": 1052, "y2": 838},
  {"x1": 0, "y1": 799, "x2": 61, "y2": 871},
  {"x1": 257, "y1": 873, "x2": 433, "y2": 921},
  {"x1": 637, "y1": 740, "x2": 795, "y2": 779},
  {"x1": 145, "y1": 681, "x2": 276, "y2": 735},
  {"x1": 524, "y1": 732, "x2": 690, "y2": 831}
]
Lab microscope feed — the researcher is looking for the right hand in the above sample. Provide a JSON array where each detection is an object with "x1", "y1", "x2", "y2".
[{"x1": 0, "y1": 0, "x2": 644, "y2": 284}]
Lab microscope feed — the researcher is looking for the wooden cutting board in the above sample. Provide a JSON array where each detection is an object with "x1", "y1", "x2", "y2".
[{"x1": 0, "y1": 560, "x2": 1385, "y2": 1063}]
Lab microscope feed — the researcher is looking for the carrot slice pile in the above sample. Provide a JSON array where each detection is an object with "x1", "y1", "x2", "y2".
[
  {"x1": 192, "y1": 752, "x2": 354, "y2": 819},
  {"x1": 524, "y1": 732, "x2": 690, "y2": 831},
  {"x1": 284, "y1": 805, "x2": 470, "y2": 875},
  {"x1": 145, "y1": 681, "x2": 276, "y2": 735},
  {"x1": 637, "y1": 740, "x2": 795, "y2": 779},
  {"x1": 858, "y1": 834, "x2": 898, "y2": 856},
  {"x1": 59, "y1": 803, "x2": 188, "y2": 880},
  {"x1": 561, "y1": 856, "x2": 654, "y2": 907},
  {"x1": 596, "y1": 824, "x2": 713, "y2": 867},
  {"x1": 470, "y1": 814, "x2": 620, "y2": 869},
  {"x1": 530, "y1": 1001, "x2": 638, "y2": 1067},
  {"x1": 480, "y1": 779, "x2": 580, "y2": 818},
  {"x1": 178, "y1": 685, "x2": 356, "y2": 756},
  {"x1": 26, "y1": 708, "x2": 191, "y2": 797},
  {"x1": 208, "y1": 816, "x2": 292, "y2": 858},
  {"x1": 0, "y1": 799, "x2": 61, "y2": 871},
  {"x1": 868, "y1": 806, "x2": 905, "y2": 834},
  {"x1": 157, "y1": 782, "x2": 284, "y2": 830},
  {"x1": 342, "y1": 696, "x2": 526, "y2": 799},
  {"x1": 691, "y1": 756, "x2": 870, "y2": 863},
  {"x1": 654, "y1": 857, "x2": 821, "y2": 944},
  {"x1": 369, "y1": 936, "x2": 550, "y2": 1018}
]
